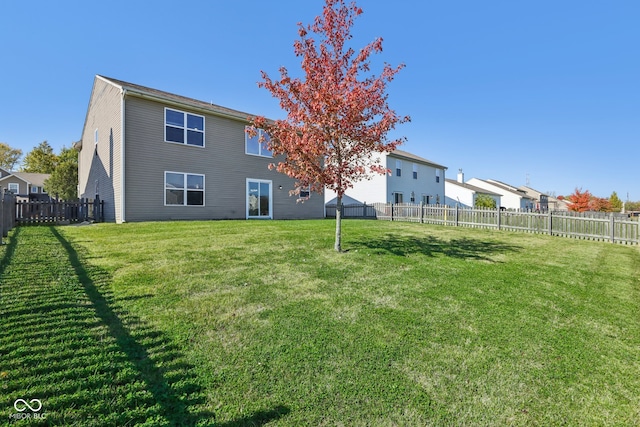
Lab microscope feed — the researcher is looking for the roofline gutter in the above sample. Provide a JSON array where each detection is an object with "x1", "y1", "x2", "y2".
[{"x1": 125, "y1": 89, "x2": 252, "y2": 123}]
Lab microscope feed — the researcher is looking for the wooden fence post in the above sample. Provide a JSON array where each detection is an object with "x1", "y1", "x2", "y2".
[
  {"x1": 548, "y1": 210, "x2": 553, "y2": 235},
  {"x1": 455, "y1": 205, "x2": 459, "y2": 227},
  {"x1": 497, "y1": 207, "x2": 501, "y2": 230},
  {"x1": 0, "y1": 190, "x2": 5, "y2": 240},
  {"x1": 391, "y1": 203, "x2": 394, "y2": 222},
  {"x1": 610, "y1": 215, "x2": 615, "y2": 243}
]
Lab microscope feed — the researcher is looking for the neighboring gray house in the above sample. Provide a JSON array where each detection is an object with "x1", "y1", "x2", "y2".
[
  {"x1": 77, "y1": 75, "x2": 324, "y2": 222},
  {"x1": 518, "y1": 185, "x2": 549, "y2": 211},
  {"x1": 0, "y1": 171, "x2": 51, "y2": 201},
  {"x1": 324, "y1": 149, "x2": 447, "y2": 205},
  {"x1": 445, "y1": 169, "x2": 501, "y2": 208}
]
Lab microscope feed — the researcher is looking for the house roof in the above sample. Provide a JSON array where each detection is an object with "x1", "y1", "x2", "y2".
[
  {"x1": 472, "y1": 178, "x2": 535, "y2": 199},
  {"x1": 518, "y1": 185, "x2": 549, "y2": 198},
  {"x1": 98, "y1": 75, "x2": 258, "y2": 123},
  {"x1": 0, "y1": 172, "x2": 50, "y2": 187},
  {"x1": 389, "y1": 149, "x2": 447, "y2": 170},
  {"x1": 325, "y1": 194, "x2": 364, "y2": 206},
  {"x1": 445, "y1": 179, "x2": 501, "y2": 196}
]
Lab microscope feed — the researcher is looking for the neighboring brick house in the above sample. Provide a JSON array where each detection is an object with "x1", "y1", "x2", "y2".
[
  {"x1": 324, "y1": 149, "x2": 447, "y2": 205},
  {"x1": 77, "y1": 75, "x2": 325, "y2": 222}
]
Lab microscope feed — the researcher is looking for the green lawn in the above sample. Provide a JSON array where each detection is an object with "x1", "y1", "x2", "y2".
[{"x1": 1, "y1": 220, "x2": 639, "y2": 426}]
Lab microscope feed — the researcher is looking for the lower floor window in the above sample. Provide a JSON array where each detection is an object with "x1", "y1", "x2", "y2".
[
  {"x1": 394, "y1": 192, "x2": 403, "y2": 204},
  {"x1": 165, "y1": 171, "x2": 204, "y2": 206},
  {"x1": 247, "y1": 179, "x2": 272, "y2": 218}
]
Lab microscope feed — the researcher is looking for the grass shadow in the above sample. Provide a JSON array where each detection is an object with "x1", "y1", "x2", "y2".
[
  {"x1": 0, "y1": 226, "x2": 216, "y2": 425},
  {"x1": 0, "y1": 226, "x2": 20, "y2": 277},
  {"x1": 215, "y1": 405, "x2": 290, "y2": 427},
  {"x1": 350, "y1": 233, "x2": 522, "y2": 261},
  {"x1": 49, "y1": 227, "x2": 216, "y2": 425}
]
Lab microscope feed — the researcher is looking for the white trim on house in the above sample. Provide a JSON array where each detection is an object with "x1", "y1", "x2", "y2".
[
  {"x1": 244, "y1": 126, "x2": 273, "y2": 158},
  {"x1": 246, "y1": 178, "x2": 273, "y2": 219},
  {"x1": 164, "y1": 171, "x2": 205, "y2": 207},
  {"x1": 164, "y1": 107, "x2": 206, "y2": 148}
]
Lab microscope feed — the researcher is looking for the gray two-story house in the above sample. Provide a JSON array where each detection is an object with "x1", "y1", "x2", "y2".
[{"x1": 77, "y1": 75, "x2": 324, "y2": 222}]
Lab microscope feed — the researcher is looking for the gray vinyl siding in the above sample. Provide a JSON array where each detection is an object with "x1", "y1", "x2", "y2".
[
  {"x1": 123, "y1": 95, "x2": 324, "y2": 221},
  {"x1": 1, "y1": 177, "x2": 28, "y2": 195},
  {"x1": 78, "y1": 78, "x2": 122, "y2": 222}
]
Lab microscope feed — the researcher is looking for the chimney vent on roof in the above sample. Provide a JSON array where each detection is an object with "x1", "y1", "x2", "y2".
[{"x1": 457, "y1": 169, "x2": 464, "y2": 183}]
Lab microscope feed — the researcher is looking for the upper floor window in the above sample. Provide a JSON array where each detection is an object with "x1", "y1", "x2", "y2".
[
  {"x1": 413, "y1": 164, "x2": 418, "y2": 179},
  {"x1": 395, "y1": 160, "x2": 402, "y2": 177},
  {"x1": 165, "y1": 108, "x2": 205, "y2": 147},
  {"x1": 436, "y1": 169, "x2": 440, "y2": 183},
  {"x1": 245, "y1": 127, "x2": 272, "y2": 157},
  {"x1": 165, "y1": 171, "x2": 205, "y2": 206},
  {"x1": 94, "y1": 129, "x2": 99, "y2": 145}
]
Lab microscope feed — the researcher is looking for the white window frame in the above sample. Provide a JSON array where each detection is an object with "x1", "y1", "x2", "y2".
[
  {"x1": 7, "y1": 183, "x2": 19, "y2": 193},
  {"x1": 396, "y1": 160, "x2": 402, "y2": 177},
  {"x1": 245, "y1": 126, "x2": 272, "y2": 158},
  {"x1": 246, "y1": 178, "x2": 273, "y2": 219},
  {"x1": 164, "y1": 171, "x2": 205, "y2": 207},
  {"x1": 30, "y1": 185, "x2": 39, "y2": 193},
  {"x1": 298, "y1": 185, "x2": 311, "y2": 200},
  {"x1": 164, "y1": 108, "x2": 205, "y2": 148},
  {"x1": 413, "y1": 163, "x2": 418, "y2": 179},
  {"x1": 94, "y1": 129, "x2": 99, "y2": 145},
  {"x1": 436, "y1": 169, "x2": 441, "y2": 183},
  {"x1": 394, "y1": 192, "x2": 403, "y2": 204}
]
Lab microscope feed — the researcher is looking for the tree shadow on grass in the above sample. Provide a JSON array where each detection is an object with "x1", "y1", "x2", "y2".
[
  {"x1": 350, "y1": 233, "x2": 522, "y2": 262},
  {"x1": 0, "y1": 227, "x2": 293, "y2": 426},
  {"x1": 48, "y1": 227, "x2": 217, "y2": 425},
  {"x1": 215, "y1": 405, "x2": 291, "y2": 427}
]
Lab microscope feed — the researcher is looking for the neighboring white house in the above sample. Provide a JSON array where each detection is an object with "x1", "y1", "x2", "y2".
[
  {"x1": 325, "y1": 149, "x2": 447, "y2": 205},
  {"x1": 445, "y1": 169, "x2": 501, "y2": 208},
  {"x1": 466, "y1": 178, "x2": 535, "y2": 210}
]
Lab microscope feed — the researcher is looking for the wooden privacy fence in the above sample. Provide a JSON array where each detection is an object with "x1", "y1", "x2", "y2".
[
  {"x1": 1, "y1": 191, "x2": 16, "y2": 239},
  {"x1": 15, "y1": 197, "x2": 104, "y2": 225},
  {"x1": 327, "y1": 202, "x2": 640, "y2": 245}
]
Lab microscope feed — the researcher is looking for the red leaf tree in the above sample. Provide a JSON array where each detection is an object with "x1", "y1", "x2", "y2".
[
  {"x1": 567, "y1": 188, "x2": 592, "y2": 212},
  {"x1": 249, "y1": 0, "x2": 409, "y2": 251}
]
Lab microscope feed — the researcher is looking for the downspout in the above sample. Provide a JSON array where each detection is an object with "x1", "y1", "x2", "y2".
[{"x1": 120, "y1": 88, "x2": 127, "y2": 223}]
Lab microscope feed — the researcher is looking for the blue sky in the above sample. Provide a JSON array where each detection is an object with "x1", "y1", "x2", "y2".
[{"x1": 1, "y1": 0, "x2": 638, "y2": 199}]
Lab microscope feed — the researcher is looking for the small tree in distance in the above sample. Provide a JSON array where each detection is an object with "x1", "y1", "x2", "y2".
[
  {"x1": 609, "y1": 191, "x2": 623, "y2": 212},
  {"x1": 249, "y1": 0, "x2": 410, "y2": 252},
  {"x1": 567, "y1": 188, "x2": 592, "y2": 212},
  {"x1": 474, "y1": 194, "x2": 496, "y2": 209}
]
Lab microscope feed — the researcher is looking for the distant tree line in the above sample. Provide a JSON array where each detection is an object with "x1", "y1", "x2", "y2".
[{"x1": 561, "y1": 188, "x2": 639, "y2": 213}]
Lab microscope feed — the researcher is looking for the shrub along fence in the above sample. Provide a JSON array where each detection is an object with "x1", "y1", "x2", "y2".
[{"x1": 326, "y1": 202, "x2": 639, "y2": 245}]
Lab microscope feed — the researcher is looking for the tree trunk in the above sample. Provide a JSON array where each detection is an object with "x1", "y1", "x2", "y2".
[{"x1": 334, "y1": 195, "x2": 342, "y2": 252}]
